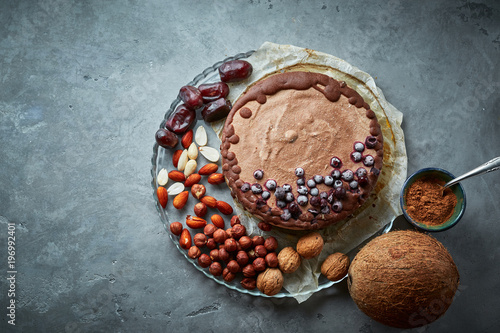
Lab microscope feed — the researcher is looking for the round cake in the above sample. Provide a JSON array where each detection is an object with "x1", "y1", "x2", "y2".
[{"x1": 220, "y1": 71, "x2": 383, "y2": 230}]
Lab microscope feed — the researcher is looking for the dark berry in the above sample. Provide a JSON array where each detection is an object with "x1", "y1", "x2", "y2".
[
  {"x1": 370, "y1": 167, "x2": 380, "y2": 176},
  {"x1": 319, "y1": 191, "x2": 329, "y2": 200},
  {"x1": 310, "y1": 188, "x2": 319, "y2": 196},
  {"x1": 327, "y1": 190, "x2": 335, "y2": 205},
  {"x1": 308, "y1": 209, "x2": 319, "y2": 216},
  {"x1": 365, "y1": 136, "x2": 378, "y2": 149},
  {"x1": 295, "y1": 167, "x2": 305, "y2": 177},
  {"x1": 356, "y1": 167, "x2": 367, "y2": 178},
  {"x1": 320, "y1": 205, "x2": 331, "y2": 214},
  {"x1": 349, "y1": 180, "x2": 358, "y2": 189},
  {"x1": 334, "y1": 180, "x2": 343, "y2": 188},
  {"x1": 281, "y1": 209, "x2": 291, "y2": 221},
  {"x1": 240, "y1": 182, "x2": 251, "y2": 192},
  {"x1": 282, "y1": 184, "x2": 292, "y2": 192},
  {"x1": 253, "y1": 169, "x2": 264, "y2": 180},
  {"x1": 354, "y1": 141, "x2": 365, "y2": 152},
  {"x1": 296, "y1": 178, "x2": 305, "y2": 186},
  {"x1": 289, "y1": 202, "x2": 302, "y2": 218},
  {"x1": 335, "y1": 187, "x2": 346, "y2": 199},
  {"x1": 297, "y1": 195, "x2": 308, "y2": 206},
  {"x1": 313, "y1": 175, "x2": 324, "y2": 184},
  {"x1": 265, "y1": 179, "x2": 277, "y2": 191},
  {"x1": 276, "y1": 200, "x2": 287, "y2": 208},
  {"x1": 256, "y1": 198, "x2": 266, "y2": 208},
  {"x1": 320, "y1": 198, "x2": 329, "y2": 208},
  {"x1": 285, "y1": 192, "x2": 295, "y2": 202},
  {"x1": 310, "y1": 196, "x2": 321, "y2": 207},
  {"x1": 351, "y1": 151, "x2": 362, "y2": 163},
  {"x1": 331, "y1": 169, "x2": 341, "y2": 179},
  {"x1": 297, "y1": 185, "x2": 308, "y2": 195},
  {"x1": 330, "y1": 157, "x2": 342, "y2": 168},
  {"x1": 332, "y1": 201, "x2": 343, "y2": 213},
  {"x1": 307, "y1": 179, "x2": 316, "y2": 188},
  {"x1": 262, "y1": 191, "x2": 271, "y2": 200},
  {"x1": 324, "y1": 176, "x2": 334, "y2": 186},
  {"x1": 251, "y1": 183, "x2": 263, "y2": 194},
  {"x1": 358, "y1": 176, "x2": 368, "y2": 186},
  {"x1": 363, "y1": 155, "x2": 374, "y2": 167},
  {"x1": 275, "y1": 187, "x2": 286, "y2": 200},
  {"x1": 341, "y1": 170, "x2": 354, "y2": 182}
]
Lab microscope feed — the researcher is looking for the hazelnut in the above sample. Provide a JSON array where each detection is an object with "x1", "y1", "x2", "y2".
[
  {"x1": 191, "y1": 183, "x2": 206, "y2": 199},
  {"x1": 258, "y1": 222, "x2": 272, "y2": 231},
  {"x1": 242, "y1": 264, "x2": 256, "y2": 277},
  {"x1": 264, "y1": 236, "x2": 278, "y2": 252},
  {"x1": 231, "y1": 224, "x2": 246, "y2": 239},
  {"x1": 193, "y1": 233, "x2": 207, "y2": 247},
  {"x1": 239, "y1": 236, "x2": 253, "y2": 250},
  {"x1": 218, "y1": 247, "x2": 230, "y2": 263},
  {"x1": 247, "y1": 249, "x2": 257, "y2": 261},
  {"x1": 240, "y1": 277, "x2": 256, "y2": 290},
  {"x1": 194, "y1": 202, "x2": 207, "y2": 217},
  {"x1": 265, "y1": 252, "x2": 278, "y2": 268},
  {"x1": 256, "y1": 268, "x2": 284, "y2": 296},
  {"x1": 321, "y1": 252, "x2": 350, "y2": 282},
  {"x1": 204, "y1": 224, "x2": 217, "y2": 237},
  {"x1": 209, "y1": 262, "x2": 223, "y2": 276},
  {"x1": 226, "y1": 260, "x2": 240, "y2": 273},
  {"x1": 188, "y1": 246, "x2": 201, "y2": 259},
  {"x1": 254, "y1": 245, "x2": 267, "y2": 258},
  {"x1": 224, "y1": 238, "x2": 238, "y2": 252},
  {"x1": 236, "y1": 250, "x2": 249, "y2": 266},
  {"x1": 213, "y1": 229, "x2": 227, "y2": 243},
  {"x1": 222, "y1": 268, "x2": 236, "y2": 282},
  {"x1": 277, "y1": 247, "x2": 301, "y2": 274},
  {"x1": 198, "y1": 253, "x2": 212, "y2": 268},
  {"x1": 170, "y1": 222, "x2": 183, "y2": 236},
  {"x1": 252, "y1": 257, "x2": 267, "y2": 272},
  {"x1": 230, "y1": 215, "x2": 241, "y2": 226},
  {"x1": 206, "y1": 238, "x2": 217, "y2": 250},
  {"x1": 209, "y1": 249, "x2": 220, "y2": 262},
  {"x1": 296, "y1": 232, "x2": 324, "y2": 259},
  {"x1": 225, "y1": 227, "x2": 233, "y2": 239},
  {"x1": 252, "y1": 235, "x2": 265, "y2": 247}
]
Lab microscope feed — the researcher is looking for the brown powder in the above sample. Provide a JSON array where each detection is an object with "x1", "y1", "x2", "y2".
[{"x1": 405, "y1": 176, "x2": 458, "y2": 226}]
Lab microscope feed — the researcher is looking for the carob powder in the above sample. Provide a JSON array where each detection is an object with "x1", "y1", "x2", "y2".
[{"x1": 405, "y1": 176, "x2": 458, "y2": 226}]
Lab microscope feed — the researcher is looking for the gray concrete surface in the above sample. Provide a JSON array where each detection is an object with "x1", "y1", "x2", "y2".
[{"x1": 1, "y1": 0, "x2": 499, "y2": 332}]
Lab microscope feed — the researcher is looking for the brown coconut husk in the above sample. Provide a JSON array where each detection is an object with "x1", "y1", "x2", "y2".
[{"x1": 348, "y1": 230, "x2": 459, "y2": 329}]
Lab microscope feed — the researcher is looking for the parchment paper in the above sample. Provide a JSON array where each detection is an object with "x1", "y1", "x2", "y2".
[{"x1": 214, "y1": 42, "x2": 407, "y2": 302}]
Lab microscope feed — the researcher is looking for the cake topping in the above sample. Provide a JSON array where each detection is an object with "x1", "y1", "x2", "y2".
[
  {"x1": 330, "y1": 157, "x2": 342, "y2": 169},
  {"x1": 295, "y1": 167, "x2": 305, "y2": 177},
  {"x1": 264, "y1": 179, "x2": 277, "y2": 191},
  {"x1": 239, "y1": 107, "x2": 252, "y2": 119},
  {"x1": 365, "y1": 136, "x2": 378, "y2": 149},
  {"x1": 354, "y1": 141, "x2": 365, "y2": 152},
  {"x1": 253, "y1": 169, "x2": 264, "y2": 180}
]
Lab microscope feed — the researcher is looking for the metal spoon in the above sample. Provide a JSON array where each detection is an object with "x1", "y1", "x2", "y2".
[{"x1": 440, "y1": 156, "x2": 500, "y2": 194}]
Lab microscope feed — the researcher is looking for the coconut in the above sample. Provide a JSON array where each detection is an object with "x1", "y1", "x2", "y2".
[{"x1": 348, "y1": 230, "x2": 459, "y2": 329}]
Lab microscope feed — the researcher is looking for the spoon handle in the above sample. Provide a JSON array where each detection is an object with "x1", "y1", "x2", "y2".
[{"x1": 444, "y1": 156, "x2": 500, "y2": 188}]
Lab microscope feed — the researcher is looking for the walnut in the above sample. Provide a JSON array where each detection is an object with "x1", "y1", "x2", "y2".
[
  {"x1": 256, "y1": 268, "x2": 284, "y2": 296},
  {"x1": 296, "y1": 232, "x2": 324, "y2": 259},
  {"x1": 277, "y1": 247, "x2": 301, "y2": 274},
  {"x1": 321, "y1": 252, "x2": 350, "y2": 281}
]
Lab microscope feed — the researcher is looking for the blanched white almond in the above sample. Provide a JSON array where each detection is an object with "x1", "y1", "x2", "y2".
[
  {"x1": 195, "y1": 125, "x2": 208, "y2": 146},
  {"x1": 157, "y1": 168, "x2": 169, "y2": 186},
  {"x1": 199, "y1": 146, "x2": 220, "y2": 162},
  {"x1": 167, "y1": 182, "x2": 185, "y2": 195},
  {"x1": 177, "y1": 149, "x2": 189, "y2": 171},
  {"x1": 184, "y1": 159, "x2": 197, "y2": 177},
  {"x1": 187, "y1": 142, "x2": 198, "y2": 160}
]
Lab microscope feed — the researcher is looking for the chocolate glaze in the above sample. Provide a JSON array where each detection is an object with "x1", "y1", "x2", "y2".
[{"x1": 221, "y1": 71, "x2": 383, "y2": 230}]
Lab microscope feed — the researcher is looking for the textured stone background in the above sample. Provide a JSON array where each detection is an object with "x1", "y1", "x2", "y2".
[{"x1": 1, "y1": 0, "x2": 499, "y2": 332}]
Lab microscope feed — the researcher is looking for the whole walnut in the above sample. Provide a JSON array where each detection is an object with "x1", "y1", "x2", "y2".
[
  {"x1": 256, "y1": 268, "x2": 284, "y2": 296},
  {"x1": 296, "y1": 232, "x2": 324, "y2": 259},
  {"x1": 321, "y1": 252, "x2": 350, "y2": 281},
  {"x1": 277, "y1": 247, "x2": 301, "y2": 274}
]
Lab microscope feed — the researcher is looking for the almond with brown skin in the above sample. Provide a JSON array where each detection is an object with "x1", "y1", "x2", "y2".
[
  {"x1": 216, "y1": 200, "x2": 233, "y2": 215},
  {"x1": 207, "y1": 173, "x2": 225, "y2": 185},
  {"x1": 172, "y1": 149, "x2": 183, "y2": 168},
  {"x1": 184, "y1": 173, "x2": 201, "y2": 187},
  {"x1": 157, "y1": 187, "x2": 168, "y2": 208},
  {"x1": 172, "y1": 191, "x2": 189, "y2": 209},
  {"x1": 179, "y1": 229, "x2": 192, "y2": 250},
  {"x1": 191, "y1": 184, "x2": 206, "y2": 200},
  {"x1": 181, "y1": 129, "x2": 193, "y2": 149},
  {"x1": 186, "y1": 215, "x2": 207, "y2": 229},
  {"x1": 210, "y1": 214, "x2": 225, "y2": 229},
  {"x1": 201, "y1": 196, "x2": 217, "y2": 208},
  {"x1": 198, "y1": 163, "x2": 219, "y2": 175},
  {"x1": 168, "y1": 170, "x2": 186, "y2": 182}
]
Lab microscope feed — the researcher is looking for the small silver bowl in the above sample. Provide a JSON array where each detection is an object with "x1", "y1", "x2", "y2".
[{"x1": 400, "y1": 168, "x2": 466, "y2": 232}]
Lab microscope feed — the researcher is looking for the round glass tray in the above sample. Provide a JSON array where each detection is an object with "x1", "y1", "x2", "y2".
[{"x1": 151, "y1": 52, "x2": 392, "y2": 298}]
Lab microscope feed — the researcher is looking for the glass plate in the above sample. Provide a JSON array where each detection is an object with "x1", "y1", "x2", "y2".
[{"x1": 151, "y1": 51, "x2": 393, "y2": 298}]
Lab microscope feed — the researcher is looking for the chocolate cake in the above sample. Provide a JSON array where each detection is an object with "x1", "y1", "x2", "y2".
[{"x1": 220, "y1": 71, "x2": 383, "y2": 230}]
